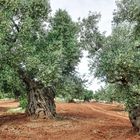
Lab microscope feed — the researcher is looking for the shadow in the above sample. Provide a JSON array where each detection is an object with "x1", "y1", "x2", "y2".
[
  {"x1": 0, "y1": 107, "x2": 9, "y2": 112},
  {"x1": 57, "y1": 112, "x2": 97, "y2": 121},
  {"x1": 0, "y1": 100, "x2": 23, "y2": 126},
  {"x1": 109, "y1": 108, "x2": 125, "y2": 112},
  {"x1": 0, "y1": 113, "x2": 27, "y2": 126},
  {"x1": 94, "y1": 123, "x2": 133, "y2": 139}
]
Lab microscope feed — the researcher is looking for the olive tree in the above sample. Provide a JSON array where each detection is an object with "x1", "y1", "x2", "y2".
[
  {"x1": 0, "y1": 0, "x2": 81, "y2": 119},
  {"x1": 79, "y1": 3, "x2": 140, "y2": 133}
]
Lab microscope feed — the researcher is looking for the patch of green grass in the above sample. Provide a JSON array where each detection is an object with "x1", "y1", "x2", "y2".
[{"x1": 7, "y1": 107, "x2": 25, "y2": 113}]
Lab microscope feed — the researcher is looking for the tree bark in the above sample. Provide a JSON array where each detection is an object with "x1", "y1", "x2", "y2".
[
  {"x1": 18, "y1": 68, "x2": 56, "y2": 119},
  {"x1": 128, "y1": 106, "x2": 140, "y2": 134},
  {"x1": 26, "y1": 84, "x2": 56, "y2": 119}
]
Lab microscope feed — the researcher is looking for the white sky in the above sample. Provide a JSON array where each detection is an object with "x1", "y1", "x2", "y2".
[{"x1": 50, "y1": 0, "x2": 116, "y2": 91}]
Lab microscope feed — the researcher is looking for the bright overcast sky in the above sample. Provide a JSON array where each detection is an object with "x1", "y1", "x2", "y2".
[{"x1": 50, "y1": 0, "x2": 116, "y2": 91}]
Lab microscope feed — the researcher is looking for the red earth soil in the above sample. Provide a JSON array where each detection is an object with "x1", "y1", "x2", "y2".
[{"x1": 0, "y1": 100, "x2": 140, "y2": 140}]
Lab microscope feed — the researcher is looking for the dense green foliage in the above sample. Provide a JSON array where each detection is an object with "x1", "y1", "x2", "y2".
[
  {"x1": 95, "y1": 24, "x2": 139, "y2": 109},
  {"x1": 57, "y1": 74, "x2": 85, "y2": 102},
  {"x1": 47, "y1": 9, "x2": 81, "y2": 75},
  {"x1": 113, "y1": 0, "x2": 140, "y2": 38},
  {"x1": 93, "y1": 84, "x2": 125, "y2": 103},
  {"x1": 82, "y1": 89, "x2": 93, "y2": 102},
  {"x1": 81, "y1": 0, "x2": 140, "y2": 111},
  {"x1": 0, "y1": 0, "x2": 85, "y2": 104},
  {"x1": 112, "y1": 0, "x2": 140, "y2": 110},
  {"x1": 0, "y1": 0, "x2": 52, "y2": 94},
  {"x1": 79, "y1": 11, "x2": 104, "y2": 56},
  {"x1": 46, "y1": 9, "x2": 84, "y2": 100}
]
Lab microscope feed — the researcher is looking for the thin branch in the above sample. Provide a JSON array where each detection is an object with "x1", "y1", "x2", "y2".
[{"x1": 10, "y1": 18, "x2": 20, "y2": 32}]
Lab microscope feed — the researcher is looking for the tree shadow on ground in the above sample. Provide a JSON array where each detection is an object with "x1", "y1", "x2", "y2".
[
  {"x1": 57, "y1": 112, "x2": 98, "y2": 121},
  {"x1": 0, "y1": 107, "x2": 9, "y2": 112},
  {"x1": 0, "y1": 113, "x2": 26, "y2": 126},
  {"x1": 109, "y1": 108, "x2": 125, "y2": 112}
]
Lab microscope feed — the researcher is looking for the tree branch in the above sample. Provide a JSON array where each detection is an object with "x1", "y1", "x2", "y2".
[
  {"x1": 11, "y1": 18, "x2": 20, "y2": 32},
  {"x1": 108, "y1": 77, "x2": 128, "y2": 85}
]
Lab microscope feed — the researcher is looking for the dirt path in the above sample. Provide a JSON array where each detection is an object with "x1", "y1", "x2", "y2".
[
  {"x1": 85, "y1": 103, "x2": 128, "y2": 120},
  {"x1": 0, "y1": 100, "x2": 140, "y2": 140}
]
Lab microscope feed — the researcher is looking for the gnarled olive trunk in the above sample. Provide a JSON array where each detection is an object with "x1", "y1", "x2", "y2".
[
  {"x1": 18, "y1": 68, "x2": 56, "y2": 119},
  {"x1": 26, "y1": 84, "x2": 56, "y2": 119},
  {"x1": 129, "y1": 106, "x2": 140, "y2": 134}
]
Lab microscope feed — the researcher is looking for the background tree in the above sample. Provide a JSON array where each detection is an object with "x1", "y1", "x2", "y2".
[
  {"x1": 92, "y1": 23, "x2": 140, "y2": 132},
  {"x1": 47, "y1": 9, "x2": 83, "y2": 101},
  {"x1": 113, "y1": 0, "x2": 140, "y2": 132},
  {"x1": 82, "y1": 89, "x2": 93, "y2": 102},
  {"x1": 79, "y1": 11, "x2": 104, "y2": 56},
  {"x1": 93, "y1": 84, "x2": 125, "y2": 103},
  {"x1": 79, "y1": 1, "x2": 140, "y2": 132},
  {"x1": 57, "y1": 74, "x2": 86, "y2": 102},
  {"x1": 47, "y1": 9, "x2": 81, "y2": 75}
]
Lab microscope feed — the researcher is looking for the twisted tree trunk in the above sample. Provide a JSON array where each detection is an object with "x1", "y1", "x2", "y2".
[
  {"x1": 26, "y1": 84, "x2": 56, "y2": 119},
  {"x1": 129, "y1": 106, "x2": 140, "y2": 134},
  {"x1": 18, "y1": 68, "x2": 56, "y2": 119}
]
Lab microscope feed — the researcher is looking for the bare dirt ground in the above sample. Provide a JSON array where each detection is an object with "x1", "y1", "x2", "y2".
[{"x1": 0, "y1": 100, "x2": 140, "y2": 140}]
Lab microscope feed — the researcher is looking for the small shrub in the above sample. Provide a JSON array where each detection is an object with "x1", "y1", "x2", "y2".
[
  {"x1": 83, "y1": 90, "x2": 93, "y2": 102},
  {"x1": 19, "y1": 96, "x2": 27, "y2": 109},
  {"x1": 0, "y1": 91, "x2": 4, "y2": 99}
]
